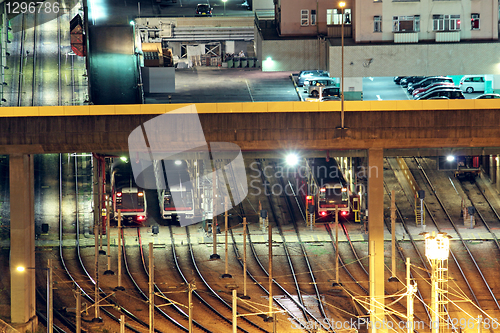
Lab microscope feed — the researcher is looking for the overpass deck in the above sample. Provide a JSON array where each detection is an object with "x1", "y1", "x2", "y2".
[{"x1": 1, "y1": 101, "x2": 500, "y2": 154}]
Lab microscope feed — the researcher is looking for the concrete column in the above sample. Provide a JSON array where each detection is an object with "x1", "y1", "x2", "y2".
[
  {"x1": 10, "y1": 154, "x2": 37, "y2": 328},
  {"x1": 367, "y1": 148, "x2": 387, "y2": 333}
]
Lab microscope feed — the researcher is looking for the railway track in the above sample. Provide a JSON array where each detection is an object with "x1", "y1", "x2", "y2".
[
  {"x1": 120, "y1": 229, "x2": 188, "y2": 332},
  {"x1": 413, "y1": 158, "x2": 500, "y2": 314},
  {"x1": 245, "y1": 159, "x2": 331, "y2": 331},
  {"x1": 57, "y1": 153, "x2": 148, "y2": 333},
  {"x1": 168, "y1": 224, "x2": 256, "y2": 333},
  {"x1": 388, "y1": 157, "x2": 499, "y2": 331},
  {"x1": 137, "y1": 228, "x2": 213, "y2": 332}
]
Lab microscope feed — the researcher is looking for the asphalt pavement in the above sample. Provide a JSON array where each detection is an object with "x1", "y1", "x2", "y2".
[{"x1": 145, "y1": 67, "x2": 300, "y2": 103}]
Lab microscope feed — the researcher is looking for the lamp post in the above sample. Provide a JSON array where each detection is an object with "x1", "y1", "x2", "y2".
[
  {"x1": 17, "y1": 259, "x2": 53, "y2": 333},
  {"x1": 339, "y1": 1, "x2": 346, "y2": 129},
  {"x1": 423, "y1": 232, "x2": 451, "y2": 333},
  {"x1": 222, "y1": 0, "x2": 227, "y2": 16}
]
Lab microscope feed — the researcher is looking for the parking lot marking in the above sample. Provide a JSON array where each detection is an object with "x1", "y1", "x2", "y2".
[{"x1": 245, "y1": 80, "x2": 254, "y2": 102}]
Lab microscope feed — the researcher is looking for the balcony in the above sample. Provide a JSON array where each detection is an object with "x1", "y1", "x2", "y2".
[
  {"x1": 327, "y1": 25, "x2": 353, "y2": 38},
  {"x1": 394, "y1": 32, "x2": 418, "y2": 43},
  {"x1": 435, "y1": 31, "x2": 460, "y2": 42}
]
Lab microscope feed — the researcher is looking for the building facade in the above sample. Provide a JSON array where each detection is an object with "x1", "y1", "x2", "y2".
[{"x1": 275, "y1": 0, "x2": 498, "y2": 42}]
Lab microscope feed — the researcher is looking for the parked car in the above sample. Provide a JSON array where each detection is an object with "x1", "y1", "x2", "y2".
[
  {"x1": 195, "y1": 4, "x2": 212, "y2": 16},
  {"x1": 310, "y1": 86, "x2": 340, "y2": 99},
  {"x1": 407, "y1": 76, "x2": 454, "y2": 94},
  {"x1": 305, "y1": 78, "x2": 337, "y2": 93},
  {"x1": 475, "y1": 93, "x2": 500, "y2": 99},
  {"x1": 413, "y1": 85, "x2": 461, "y2": 100},
  {"x1": 412, "y1": 82, "x2": 455, "y2": 98},
  {"x1": 460, "y1": 75, "x2": 486, "y2": 93},
  {"x1": 297, "y1": 70, "x2": 329, "y2": 86},
  {"x1": 394, "y1": 76, "x2": 406, "y2": 85},
  {"x1": 416, "y1": 88, "x2": 465, "y2": 100},
  {"x1": 400, "y1": 76, "x2": 427, "y2": 88}
]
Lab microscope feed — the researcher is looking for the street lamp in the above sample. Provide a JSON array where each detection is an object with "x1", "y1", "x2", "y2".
[
  {"x1": 222, "y1": 0, "x2": 227, "y2": 16},
  {"x1": 338, "y1": 1, "x2": 346, "y2": 130},
  {"x1": 17, "y1": 259, "x2": 53, "y2": 333},
  {"x1": 423, "y1": 232, "x2": 451, "y2": 333}
]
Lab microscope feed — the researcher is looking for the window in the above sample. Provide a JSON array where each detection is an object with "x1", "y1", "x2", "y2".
[
  {"x1": 311, "y1": 10, "x2": 316, "y2": 26},
  {"x1": 301, "y1": 10, "x2": 309, "y2": 26},
  {"x1": 392, "y1": 15, "x2": 420, "y2": 32},
  {"x1": 433, "y1": 14, "x2": 460, "y2": 31},
  {"x1": 327, "y1": 8, "x2": 352, "y2": 25},
  {"x1": 374, "y1": 16, "x2": 382, "y2": 32},
  {"x1": 471, "y1": 13, "x2": 480, "y2": 30}
]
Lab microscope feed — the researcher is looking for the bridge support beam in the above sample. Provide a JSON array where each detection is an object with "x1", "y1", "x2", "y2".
[
  {"x1": 368, "y1": 148, "x2": 387, "y2": 333},
  {"x1": 10, "y1": 154, "x2": 37, "y2": 330}
]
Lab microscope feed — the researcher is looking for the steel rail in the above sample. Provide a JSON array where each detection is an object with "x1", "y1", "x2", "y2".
[
  {"x1": 168, "y1": 225, "x2": 251, "y2": 333},
  {"x1": 273, "y1": 162, "x2": 328, "y2": 320},
  {"x1": 58, "y1": 153, "x2": 143, "y2": 333},
  {"x1": 413, "y1": 157, "x2": 500, "y2": 312},
  {"x1": 225, "y1": 160, "x2": 312, "y2": 331},
  {"x1": 257, "y1": 159, "x2": 330, "y2": 331},
  {"x1": 137, "y1": 228, "x2": 212, "y2": 332},
  {"x1": 185, "y1": 225, "x2": 266, "y2": 333},
  {"x1": 120, "y1": 229, "x2": 185, "y2": 332}
]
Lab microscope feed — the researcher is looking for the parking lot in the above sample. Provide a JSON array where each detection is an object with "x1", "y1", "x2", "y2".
[{"x1": 145, "y1": 68, "x2": 488, "y2": 104}]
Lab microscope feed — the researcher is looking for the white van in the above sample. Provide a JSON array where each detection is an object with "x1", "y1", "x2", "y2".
[{"x1": 459, "y1": 75, "x2": 485, "y2": 93}]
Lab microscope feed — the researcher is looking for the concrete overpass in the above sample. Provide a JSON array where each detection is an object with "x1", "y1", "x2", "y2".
[{"x1": 4, "y1": 100, "x2": 500, "y2": 332}]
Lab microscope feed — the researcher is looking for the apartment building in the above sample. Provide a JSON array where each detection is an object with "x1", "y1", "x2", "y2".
[
  {"x1": 258, "y1": 0, "x2": 500, "y2": 76},
  {"x1": 275, "y1": 0, "x2": 498, "y2": 42}
]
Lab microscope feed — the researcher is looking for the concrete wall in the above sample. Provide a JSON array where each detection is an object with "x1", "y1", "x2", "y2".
[
  {"x1": 253, "y1": 0, "x2": 273, "y2": 11},
  {"x1": 261, "y1": 38, "x2": 328, "y2": 71},
  {"x1": 328, "y1": 42, "x2": 500, "y2": 77},
  {"x1": 356, "y1": 0, "x2": 498, "y2": 42}
]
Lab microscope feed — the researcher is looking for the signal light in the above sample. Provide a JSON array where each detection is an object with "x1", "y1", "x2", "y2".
[
  {"x1": 306, "y1": 195, "x2": 313, "y2": 200},
  {"x1": 320, "y1": 188, "x2": 326, "y2": 192},
  {"x1": 138, "y1": 192, "x2": 144, "y2": 197},
  {"x1": 117, "y1": 192, "x2": 122, "y2": 197}
]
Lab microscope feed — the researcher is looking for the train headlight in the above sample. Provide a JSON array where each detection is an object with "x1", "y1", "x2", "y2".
[
  {"x1": 341, "y1": 211, "x2": 348, "y2": 216},
  {"x1": 138, "y1": 192, "x2": 144, "y2": 197},
  {"x1": 320, "y1": 211, "x2": 327, "y2": 216}
]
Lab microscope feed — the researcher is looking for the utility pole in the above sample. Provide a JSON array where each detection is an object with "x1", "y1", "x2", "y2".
[
  {"x1": 114, "y1": 210, "x2": 125, "y2": 291},
  {"x1": 222, "y1": 196, "x2": 232, "y2": 278},
  {"x1": 241, "y1": 217, "x2": 250, "y2": 299},
  {"x1": 149, "y1": 243, "x2": 154, "y2": 333}
]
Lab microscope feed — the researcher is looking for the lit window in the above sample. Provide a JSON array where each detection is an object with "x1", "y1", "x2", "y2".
[
  {"x1": 374, "y1": 16, "x2": 382, "y2": 32},
  {"x1": 301, "y1": 9, "x2": 309, "y2": 26},
  {"x1": 433, "y1": 14, "x2": 460, "y2": 31},
  {"x1": 327, "y1": 8, "x2": 351, "y2": 25},
  {"x1": 471, "y1": 13, "x2": 480, "y2": 30},
  {"x1": 311, "y1": 10, "x2": 316, "y2": 26},
  {"x1": 393, "y1": 15, "x2": 420, "y2": 32}
]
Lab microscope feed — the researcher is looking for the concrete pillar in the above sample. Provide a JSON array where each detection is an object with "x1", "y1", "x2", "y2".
[
  {"x1": 367, "y1": 148, "x2": 387, "y2": 333},
  {"x1": 10, "y1": 154, "x2": 37, "y2": 329}
]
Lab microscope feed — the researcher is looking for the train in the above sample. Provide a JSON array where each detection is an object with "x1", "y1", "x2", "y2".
[
  {"x1": 302, "y1": 158, "x2": 357, "y2": 222},
  {"x1": 153, "y1": 159, "x2": 195, "y2": 222},
  {"x1": 111, "y1": 158, "x2": 148, "y2": 224}
]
